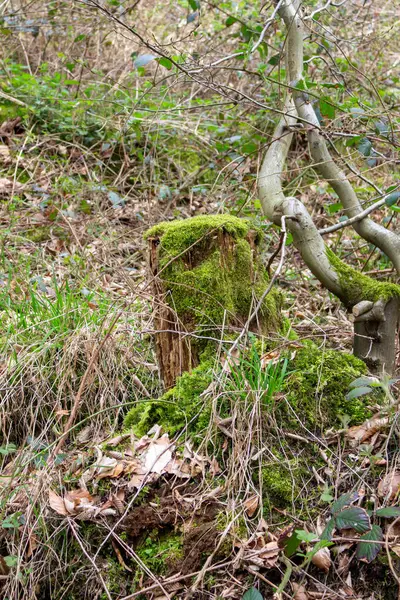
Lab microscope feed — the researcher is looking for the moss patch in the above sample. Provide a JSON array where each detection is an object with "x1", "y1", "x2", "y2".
[
  {"x1": 146, "y1": 215, "x2": 282, "y2": 335},
  {"x1": 326, "y1": 247, "x2": 400, "y2": 307},
  {"x1": 280, "y1": 341, "x2": 373, "y2": 431},
  {"x1": 124, "y1": 360, "x2": 215, "y2": 437}
]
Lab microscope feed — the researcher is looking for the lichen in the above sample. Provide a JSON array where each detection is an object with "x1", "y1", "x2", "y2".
[
  {"x1": 146, "y1": 215, "x2": 282, "y2": 335},
  {"x1": 326, "y1": 247, "x2": 400, "y2": 307},
  {"x1": 124, "y1": 360, "x2": 215, "y2": 436},
  {"x1": 280, "y1": 341, "x2": 373, "y2": 431}
]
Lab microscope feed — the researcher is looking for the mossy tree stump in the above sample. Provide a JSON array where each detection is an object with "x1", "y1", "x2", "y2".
[{"x1": 145, "y1": 215, "x2": 281, "y2": 388}]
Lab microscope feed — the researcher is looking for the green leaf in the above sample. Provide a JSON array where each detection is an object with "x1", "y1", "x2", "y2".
[
  {"x1": 64, "y1": 79, "x2": 80, "y2": 85},
  {"x1": 320, "y1": 518, "x2": 335, "y2": 541},
  {"x1": 320, "y1": 98, "x2": 335, "y2": 119},
  {"x1": 331, "y1": 492, "x2": 360, "y2": 515},
  {"x1": 242, "y1": 587, "x2": 263, "y2": 600},
  {"x1": 358, "y1": 138, "x2": 372, "y2": 157},
  {"x1": 349, "y1": 376, "x2": 380, "y2": 389},
  {"x1": 134, "y1": 54, "x2": 156, "y2": 68},
  {"x1": 4, "y1": 555, "x2": 18, "y2": 568},
  {"x1": 295, "y1": 530, "x2": 317, "y2": 543},
  {"x1": 356, "y1": 524, "x2": 383, "y2": 563},
  {"x1": 345, "y1": 386, "x2": 372, "y2": 400},
  {"x1": 385, "y1": 192, "x2": 400, "y2": 207},
  {"x1": 284, "y1": 530, "x2": 303, "y2": 557},
  {"x1": 74, "y1": 34, "x2": 86, "y2": 42},
  {"x1": 225, "y1": 16, "x2": 237, "y2": 26},
  {"x1": 0, "y1": 443, "x2": 17, "y2": 456},
  {"x1": 268, "y1": 53, "x2": 281, "y2": 66},
  {"x1": 327, "y1": 202, "x2": 342, "y2": 215},
  {"x1": 335, "y1": 507, "x2": 371, "y2": 533},
  {"x1": 157, "y1": 57, "x2": 173, "y2": 70},
  {"x1": 375, "y1": 507, "x2": 400, "y2": 519},
  {"x1": 188, "y1": 0, "x2": 199, "y2": 9}
]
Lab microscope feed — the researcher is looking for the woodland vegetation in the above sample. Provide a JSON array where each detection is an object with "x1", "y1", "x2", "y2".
[{"x1": 0, "y1": 1, "x2": 399, "y2": 599}]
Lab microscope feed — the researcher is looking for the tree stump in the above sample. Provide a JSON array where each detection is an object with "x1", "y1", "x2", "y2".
[
  {"x1": 145, "y1": 215, "x2": 281, "y2": 389},
  {"x1": 353, "y1": 298, "x2": 400, "y2": 374}
]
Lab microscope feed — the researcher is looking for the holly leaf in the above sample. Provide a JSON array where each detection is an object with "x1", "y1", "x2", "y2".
[
  {"x1": 335, "y1": 507, "x2": 371, "y2": 533},
  {"x1": 356, "y1": 524, "x2": 383, "y2": 563}
]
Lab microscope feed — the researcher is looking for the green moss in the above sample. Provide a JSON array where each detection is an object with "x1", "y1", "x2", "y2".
[
  {"x1": 124, "y1": 360, "x2": 214, "y2": 436},
  {"x1": 135, "y1": 530, "x2": 183, "y2": 575},
  {"x1": 326, "y1": 247, "x2": 400, "y2": 307},
  {"x1": 261, "y1": 462, "x2": 297, "y2": 508},
  {"x1": 145, "y1": 215, "x2": 281, "y2": 335},
  {"x1": 281, "y1": 341, "x2": 372, "y2": 431},
  {"x1": 24, "y1": 225, "x2": 68, "y2": 243}
]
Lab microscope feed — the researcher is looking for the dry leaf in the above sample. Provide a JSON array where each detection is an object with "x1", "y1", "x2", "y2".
[
  {"x1": 244, "y1": 495, "x2": 259, "y2": 518},
  {"x1": 292, "y1": 582, "x2": 309, "y2": 600},
  {"x1": 49, "y1": 490, "x2": 68, "y2": 516},
  {"x1": 311, "y1": 546, "x2": 331, "y2": 572},
  {"x1": 143, "y1": 435, "x2": 173, "y2": 474},
  {"x1": 0, "y1": 145, "x2": 11, "y2": 162},
  {"x1": 378, "y1": 471, "x2": 400, "y2": 500},
  {"x1": 391, "y1": 544, "x2": 400, "y2": 558},
  {"x1": 0, "y1": 178, "x2": 24, "y2": 195},
  {"x1": 347, "y1": 415, "x2": 389, "y2": 446}
]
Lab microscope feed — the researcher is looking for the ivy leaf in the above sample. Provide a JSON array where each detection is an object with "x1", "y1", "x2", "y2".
[
  {"x1": 242, "y1": 588, "x2": 263, "y2": 600},
  {"x1": 335, "y1": 507, "x2": 371, "y2": 533},
  {"x1": 134, "y1": 54, "x2": 156, "y2": 68},
  {"x1": 356, "y1": 524, "x2": 383, "y2": 563},
  {"x1": 345, "y1": 386, "x2": 372, "y2": 400},
  {"x1": 358, "y1": 138, "x2": 372, "y2": 157},
  {"x1": 320, "y1": 98, "x2": 335, "y2": 119},
  {"x1": 375, "y1": 507, "x2": 400, "y2": 519},
  {"x1": 268, "y1": 53, "x2": 281, "y2": 66},
  {"x1": 157, "y1": 57, "x2": 173, "y2": 70},
  {"x1": 385, "y1": 192, "x2": 400, "y2": 207}
]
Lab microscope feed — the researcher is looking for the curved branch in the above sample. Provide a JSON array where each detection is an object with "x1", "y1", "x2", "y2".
[{"x1": 278, "y1": 0, "x2": 400, "y2": 274}]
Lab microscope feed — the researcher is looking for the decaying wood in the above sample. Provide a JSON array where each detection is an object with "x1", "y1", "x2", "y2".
[{"x1": 353, "y1": 297, "x2": 400, "y2": 374}]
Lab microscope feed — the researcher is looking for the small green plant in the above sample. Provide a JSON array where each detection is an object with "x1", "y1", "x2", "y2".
[
  {"x1": 227, "y1": 343, "x2": 288, "y2": 409},
  {"x1": 346, "y1": 374, "x2": 399, "y2": 405},
  {"x1": 285, "y1": 491, "x2": 400, "y2": 564},
  {"x1": 0, "y1": 443, "x2": 17, "y2": 456}
]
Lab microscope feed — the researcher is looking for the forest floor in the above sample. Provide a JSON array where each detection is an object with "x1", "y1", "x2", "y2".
[{"x1": 0, "y1": 1, "x2": 400, "y2": 599}]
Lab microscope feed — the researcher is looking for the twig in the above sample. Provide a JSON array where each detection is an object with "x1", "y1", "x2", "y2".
[
  {"x1": 49, "y1": 311, "x2": 122, "y2": 460},
  {"x1": 319, "y1": 198, "x2": 386, "y2": 235},
  {"x1": 68, "y1": 519, "x2": 112, "y2": 600}
]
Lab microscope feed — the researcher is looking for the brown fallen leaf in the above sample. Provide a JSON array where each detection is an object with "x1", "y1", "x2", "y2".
[
  {"x1": 49, "y1": 489, "x2": 68, "y2": 516},
  {"x1": 292, "y1": 582, "x2": 309, "y2": 600},
  {"x1": 0, "y1": 178, "x2": 24, "y2": 195},
  {"x1": 244, "y1": 495, "x2": 259, "y2": 518},
  {"x1": 347, "y1": 414, "x2": 389, "y2": 446},
  {"x1": 378, "y1": 470, "x2": 400, "y2": 500},
  {"x1": 311, "y1": 546, "x2": 331, "y2": 572}
]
